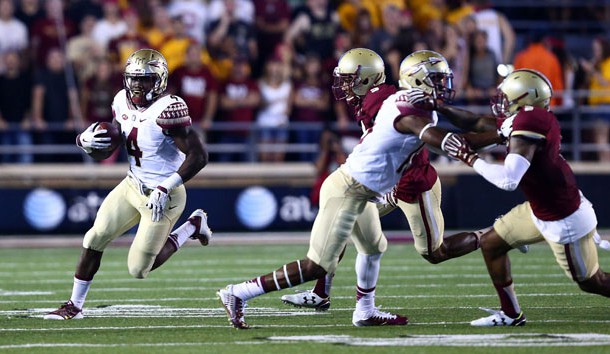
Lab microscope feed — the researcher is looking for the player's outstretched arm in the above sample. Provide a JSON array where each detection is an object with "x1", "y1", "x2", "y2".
[{"x1": 436, "y1": 103, "x2": 497, "y2": 133}]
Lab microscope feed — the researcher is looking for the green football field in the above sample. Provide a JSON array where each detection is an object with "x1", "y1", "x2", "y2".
[{"x1": 0, "y1": 240, "x2": 608, "y2": 354}]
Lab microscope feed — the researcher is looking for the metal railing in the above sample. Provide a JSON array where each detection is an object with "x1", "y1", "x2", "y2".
[{"x1": 1, "y1": 95, "x2": 609, "y2": 163}]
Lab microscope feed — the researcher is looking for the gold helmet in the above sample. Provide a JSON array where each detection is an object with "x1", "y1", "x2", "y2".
[
  {"x1": 491, "y1": 69, "x2": 553, "y2": 118},
  {"x1": 332, "y1": 48, "x2": 386, "y2": 105},
  {"x1": 124, "y1": 49, "x2": 169, "y2": 106},
  {"x1": 398, "y1": 50, "x2": 455, "y2": 102}
]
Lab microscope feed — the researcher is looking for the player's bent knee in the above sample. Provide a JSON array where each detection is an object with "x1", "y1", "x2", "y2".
[
  {"x1": 421, "y1": 253, "x2": 444, "y2": 264},
  {"x1": 128, "y1": 266, "x2": 150, "y2": 279}
]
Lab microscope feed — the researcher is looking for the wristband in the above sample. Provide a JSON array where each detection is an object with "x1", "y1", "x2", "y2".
[
  {"x1": 158, "y1": 172, "x2": 183, "y2": 192},
  {"x1": 418, "y1": 123, "x2": 435, "y2": 140}
]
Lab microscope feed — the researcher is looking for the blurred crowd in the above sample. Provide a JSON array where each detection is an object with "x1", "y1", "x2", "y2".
[{"x1": 1, "y1": 0, "x2": 610, "y2": 164}]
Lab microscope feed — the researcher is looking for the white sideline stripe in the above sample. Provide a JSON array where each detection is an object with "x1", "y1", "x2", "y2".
[
  {"x1": 266, "y1": 334, "x2": 610, "y2": 347},
  {"x1": 4, "y1": 304, "x2": 609, "y2": 322},
  {"x1": 0, "y1": 273, "x2": 571, "y2": 285},
  {"x1": 0, "y1": 264, "x2": 560, "y2": 277},
  {"x1": 0, "y1": 282, "x2": 572, "y2": 294},
  {"x1": 0, "y1": 282, "x2": 576, "y2": 296},
  {"x1": 0, "y1": 342, "x2": 263, "y2": 349},
  {"x1": 0, "y1": 292, "x2": 584, "y2": 305}
]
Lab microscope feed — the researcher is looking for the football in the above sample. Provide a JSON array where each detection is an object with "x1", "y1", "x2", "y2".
[{"x1": 89, "y1": 122, "x2": 122, "y2": 161}]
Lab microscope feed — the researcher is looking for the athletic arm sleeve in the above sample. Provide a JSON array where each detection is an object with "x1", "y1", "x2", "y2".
[{"x1": 472, "y1": 153, "x2": 530, "y2": 191}]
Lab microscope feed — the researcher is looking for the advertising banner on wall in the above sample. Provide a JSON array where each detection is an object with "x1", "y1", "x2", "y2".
[
  {"x1": 2, "y1": 174, "x2": 609, "y2": 236},
  {"x1": 2, "y1": 185, "x2": 410, "y2": 235}
]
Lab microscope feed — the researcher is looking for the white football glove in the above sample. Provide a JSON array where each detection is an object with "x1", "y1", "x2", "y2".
[
  {"x1": 498, "y1": 116, "x2": 515, "y2": 142},
  {"x1": 404, "y1": 88, "x2": 435, "y2": 110},
  {"x1": 146, "y1": 187, "x2": 169, "y2": 222},
  {"x1": 78, "y1": 123, "x2": 111, "y2": 153},
  {"x1": 442, "y1": 133, "x2": 479, "y2": 167}
]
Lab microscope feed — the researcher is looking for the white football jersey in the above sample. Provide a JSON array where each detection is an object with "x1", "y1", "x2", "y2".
[
  {"x1": 343, "y1": 91, "x2": 436, "y2": 195},
  {"x1": 112, "y1": 90, "x2": 192, "y2": 189}
]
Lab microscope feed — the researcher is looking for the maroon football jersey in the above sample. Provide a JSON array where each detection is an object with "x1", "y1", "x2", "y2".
[
  {"x1": 510, "y1": 107, "x2": 580, "y2": 220},
  {"x1": 358, "y1": 84, "x2": 438, "y2": 203},
  {"x1": 170, "y1": 65, "x2": 218, "y2": 123}
]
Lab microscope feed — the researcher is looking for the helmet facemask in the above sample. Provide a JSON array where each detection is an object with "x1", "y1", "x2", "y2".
[
  {"x1": 332, "y1": 66, "x2": 363, "y2": 106},
  {"x1": 124, "y1": 74, "x2": 160, "y2": 106},
  {"x1": 123, "y1": 49, "x2": 168, "y2": 107},
  {"x1": 332, "y1": 48, "x2": 386, "y2": 106},
  {"x1": 490, "y1": 69, "x2": 552, "y2": 118}
]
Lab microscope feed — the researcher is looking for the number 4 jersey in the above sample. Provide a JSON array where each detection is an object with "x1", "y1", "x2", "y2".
[{"x1": 112, "y1": 90, "x2": 192, "y2": 189}]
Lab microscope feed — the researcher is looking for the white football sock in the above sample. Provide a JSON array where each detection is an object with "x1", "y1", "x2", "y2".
[
  {"x1": 354, "y1": 253, "x2": 382, "y2": 313},
  {"x1": 70, "y1": 277, "x2": 92, "y2": 309},
  {"x1": 230, "y1": 277, "x2": 266, "y2": 301},
  {"x1": 324, "y1": 273, "x2": 334, "y2": 297},
  {"x1": 170, "y1": 219, "x2": 196, "y2": 248},
  {"x1": 355, "y1": 253, "x2": 382, "y2": 289}
]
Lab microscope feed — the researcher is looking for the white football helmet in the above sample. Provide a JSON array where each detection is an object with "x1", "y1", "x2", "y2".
[
  {"x1": 332, "y1": 48, "x2": 386, "y2": 106},
  {"x1": 124, "y1": 49, "x2": 169, "y2": 106},
  {"x1": 491, "y1": 69, "x2": 553, "y2": 118},
  {"x1": 398, "y1": 50, "x2": 455, "y2": 103}
]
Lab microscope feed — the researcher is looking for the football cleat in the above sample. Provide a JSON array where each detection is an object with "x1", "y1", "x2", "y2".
[
  {"x1": 43, "y1": 300, "x2": 83, "y2": 320},
  {"x1": 470, "y1": 307, "x2": 526, "y2": 327},
  {"x1": 188, "y1": 209, "x2": 212, "y2": 246},
  {"x1": 217, "y1": 285, "x2": 250, "y2": 329},
  {"x1": 352, "y1": 307, "x2": 409, "y2": 327},
  {"x1": 281, "y1": 290, "x2": 331, "y2": 311}
]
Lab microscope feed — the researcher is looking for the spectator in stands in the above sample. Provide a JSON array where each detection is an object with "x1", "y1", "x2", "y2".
[
  {"x1": 284, "y1": 0, "x2": 339, "y2": 67},
  {"x1": 471, "y1": 0, "x2": 515, "y2": 64},
  {"x1": 367, "y1": 4, "x2": 405, "y2": 59},
  {"x1": 67, "y1": 14, "x2": 105, "y2": 83},
  {"x1": 159, "y1": 15, "x2": 197, "y2": 74},
  {"x1": 107, "y1": 8, "x2": 149, "y2": 74},
  {"x1": 441, "y1": 23, "x2": 469, "y2": 101},
  {"x1": 91, "y1": 0, "x2": 127, "y2": 51},
  {"x1": 80, "y1": 57, "x2": 120, "y2": 126},
  {"x1": 0, "y1": 0, "x2": 28, "y2": 74},
  {"x1": 169, "y1": 43, "x2": 219, "y2": 132},
  {"x1": 464, "y1": 29, "x2": 498, "y2": 105},
  {"x1": 292, "y1": 53, "x2": 330, "y2": 162},
  {"x1": 215, "y1": 57, "x2": 260, "y2": 162},
  {"x1": 208, "y1": 0, "x2": 254, "y2": 25},
  {"x1": 30, "y1": 0, "x2": 76, "y2": 70},
  {"x1": 145, "y1": 5, "x2": 173, "y2": 50},
  {"x1": 580, "y1": 36, "x2": 610, "y2": 162},
  {"x1": 207, "y1": 0, "x2": 258, "y2": 65},
  {"x1": 0, "y1": 50, "x2": 32, "y2": 164},
  {"x1": 31, "y1": 47, "x2": 82, "y2": 162},
  {"x1": 167, "y1": 0, "x2": 209, "y2": 45},
  {"x1": 513, "y1": 32, "x2": 564, "y2": 108},
  {"x1": 256, "y1": 56, "x2": 292, "y2": 162},
  {"x1": 349, "y1": 8, "x2": 374, "y2": 49},
  {"x1": 65, "y1": 0, "x2": 103, "y2": 26},
  {"x1": 14, "y1": 0, "x2": 43, "y2": 30},
  {"x1": 310, "y1": 128, "x2": 346, "y2": 207},
  {"x1": 253, "y1": 0, "x2": 291, "y2": 76}
]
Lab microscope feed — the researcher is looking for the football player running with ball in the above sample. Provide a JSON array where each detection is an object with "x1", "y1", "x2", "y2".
[
  {"x1": 281, "y1": 50, "x2": 496, "y2": 312},
  {"x1": 44, "y1": 49, "x2": 212, "y2": 320},
  {"x1": 217, "y1": 49, "x2": 489, "y2": 329},
  {"x1": 419, "y1": 69, "x2": 610, "y2": 326}
]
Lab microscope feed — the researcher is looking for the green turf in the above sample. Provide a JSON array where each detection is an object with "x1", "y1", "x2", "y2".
[{"x1": 0, "y1": 242, "x2": 608, "y2": 353}]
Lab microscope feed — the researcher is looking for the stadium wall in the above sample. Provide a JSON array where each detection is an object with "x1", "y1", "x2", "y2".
[{"x1": 0, "y1": 163, "x2": 609, "y2": 236}]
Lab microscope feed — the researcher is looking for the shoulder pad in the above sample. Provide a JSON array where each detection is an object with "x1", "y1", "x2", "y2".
[
  {"x1": 394, "y1": 93, "x2": 431, "y2": 118},
  {"x1": 156, "y1": 101, "x2": 192, "y2": 129}
]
